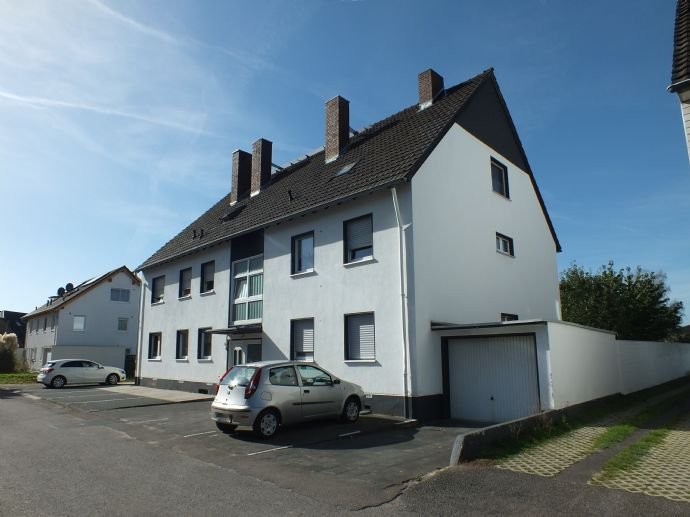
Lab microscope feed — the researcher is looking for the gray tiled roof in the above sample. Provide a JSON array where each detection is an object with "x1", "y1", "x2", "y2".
[
  {"x1": 671, "y1": 0, "x2": 690, "y2": 90},
  {"x1": 138, "y1": 68, "x2": 559, "y2": 271}
]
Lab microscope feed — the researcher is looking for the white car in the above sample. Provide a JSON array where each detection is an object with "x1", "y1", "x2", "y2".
[
  {"x1": 211, "y1": 360, "x2": 367, "y2": 438},
  {"x1": 37, "y1": 359, "x2": 126, "y2": 388}
]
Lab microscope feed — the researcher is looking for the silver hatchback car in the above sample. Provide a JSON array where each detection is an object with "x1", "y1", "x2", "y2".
[{"x1": 211, "y1": 360, "x2": 367, "y2": 438}]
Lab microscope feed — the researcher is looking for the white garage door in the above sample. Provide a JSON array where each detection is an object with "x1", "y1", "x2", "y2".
[{"x1": 448, "y1": 335, "x2": 540, "y2": 424}]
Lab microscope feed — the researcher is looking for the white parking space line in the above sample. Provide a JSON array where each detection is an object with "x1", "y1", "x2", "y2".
[
  {"x1": 123, "y1": 418, "x2": 170, "y2": 425},
  {"x1": 69, "y1": 397, "x2": 141, "y2": 404},
  {"x1": 183, "y1": 431, "x2": 217, "y2": 438},
  {"x1": 45, "y1": 394, "x2": 121, "y2": 400},
  {"x1": 247, "y1": 445, "x2": 293, "y2": 456},
  {"x1": 339, "y1": 431, "x2": 361, "y2": 437},
  {"x1": 395, "y1": 419, "x2": 417, "y2": 425},
  {"x1": 22, "y1": 394, "x2": 40, "y2": 400}
]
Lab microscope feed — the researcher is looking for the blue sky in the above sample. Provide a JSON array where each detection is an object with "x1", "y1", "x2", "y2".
[{"x1": 2, "y1": 0, "x2": 688, "y2": 323}]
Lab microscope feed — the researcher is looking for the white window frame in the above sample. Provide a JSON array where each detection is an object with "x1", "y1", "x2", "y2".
[
  {"x1": 231, "y1": 255, "x2": 263, "y2": 324},
  {"x1": 117, "y1": 318, "x2": 128, "y2": 331},
  {"x1": 73, "y1": 315, "x2": 86, "y2": 332},
  {"x1": 496, "y1": 233, "x2": 515, "y2": 257},
  {"x1": 148, "y1": 333, "x2": 162, "y2": 360},
  {"x1": 345, "y1": 312, "x2": 376, "y2": 361}
]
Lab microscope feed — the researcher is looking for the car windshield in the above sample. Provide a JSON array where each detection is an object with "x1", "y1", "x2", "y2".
[{"x1": 219, "y1": 366, "x2": 257, "y2": 387}]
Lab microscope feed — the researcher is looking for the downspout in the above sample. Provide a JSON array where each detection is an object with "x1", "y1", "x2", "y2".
[
  {"x1": 135, "y1": 273, "x2": 146, "y2": 386},
  {"x1": 390, "y1": 186, "x2": 413, "y2": 418}
]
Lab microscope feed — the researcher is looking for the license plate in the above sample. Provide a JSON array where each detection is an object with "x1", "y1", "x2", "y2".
[{"x1": 216, "y1": 413, "x2": 232, "y2": 423}]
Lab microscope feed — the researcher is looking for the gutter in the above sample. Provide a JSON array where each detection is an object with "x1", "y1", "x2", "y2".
[
  {"x1": 390, "y1": 185, "x2": 413, "y2": 419},
  {"x1": 668, "y1": 78, "x2": 690, "y2": 93}
]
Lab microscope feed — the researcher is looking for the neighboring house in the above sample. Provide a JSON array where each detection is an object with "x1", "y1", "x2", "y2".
[
  {"x1": 136, "y1": 68, "x2": 562, "y2": 419},
  {"x1": 669, "y1": 0, "x2": 690, "y2": 162},
  {"x1": 22, "y1": 266, "x2": 141, "y2": 371},
  {"x1": 0, "y1": 310, "x2": 27, "y2": 347}
]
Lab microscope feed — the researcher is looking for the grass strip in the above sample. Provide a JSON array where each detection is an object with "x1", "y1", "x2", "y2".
[
  {"x1": 480, "y1": 382, "x2": 690, "y2": 461},
  {"x1": 590, "y1": 389, "x2": 690, "y2": 451},
  {"x1": 595, "y1": 429, "x2": 670, "y2": 482},
  {"x1": 0, "y1": 372, "x2": 37, "y2": 384}
]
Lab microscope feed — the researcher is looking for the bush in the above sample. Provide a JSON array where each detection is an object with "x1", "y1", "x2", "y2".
[{"x1": 0, "y1": 333, "x2": 19, "y2": 373}]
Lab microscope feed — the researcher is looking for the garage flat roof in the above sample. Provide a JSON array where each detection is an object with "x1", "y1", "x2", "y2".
[{"x1": 430, "y1": 320, "x2": 547, "y2": 331}]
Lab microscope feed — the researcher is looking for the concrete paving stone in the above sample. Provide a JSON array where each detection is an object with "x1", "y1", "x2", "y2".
[
  {"x1": 497, "y1": 385, "x2": 690, "y2": 478},
  {"x1": 590, "y1": 412, "x2": 690, "y2": 503}
]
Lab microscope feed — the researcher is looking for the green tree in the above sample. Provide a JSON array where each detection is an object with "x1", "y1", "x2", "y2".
[{"x1": 560, "y1": 262, "x2": 684, "y2": 341}]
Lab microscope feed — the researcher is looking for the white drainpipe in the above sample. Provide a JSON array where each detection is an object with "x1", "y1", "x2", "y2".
[
  {"x1": 390, "y1": 186, "x2": 413, "y2": 418},
  {"x1": 135, "y1": 273, "x2": 146, "y2": 385}
]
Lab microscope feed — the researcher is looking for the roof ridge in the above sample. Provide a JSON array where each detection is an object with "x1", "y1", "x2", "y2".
[{"x1": 137, "y1": 69, "x2": 496, "y2": 271}]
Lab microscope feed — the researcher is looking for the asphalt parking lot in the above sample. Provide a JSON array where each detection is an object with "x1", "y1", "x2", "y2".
[{"x1": 6, "y1": 383, "x2": 475, "y2": 508}]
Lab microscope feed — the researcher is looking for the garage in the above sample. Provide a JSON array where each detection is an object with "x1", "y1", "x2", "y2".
[{"x1": 446, "y1": 334, "x2": 540, "y2": 424}]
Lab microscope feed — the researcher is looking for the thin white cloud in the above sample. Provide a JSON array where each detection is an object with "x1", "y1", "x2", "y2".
[
  {"x1": 0, "y1": 89, "x2": 214, "y2": 136},
  {"x1": 85, "y1": 0, "x2": 180, "y2": 46},
  {"x1": 88, "y1": 0, "x2": 276, "y2": 73}
]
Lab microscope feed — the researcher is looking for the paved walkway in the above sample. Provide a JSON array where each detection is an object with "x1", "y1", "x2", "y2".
[
  {"x1": 494, "y1": 384, "x2": 690, "y2": 504},
  {"x1": 104, "y1": 385, "x2": 214, "y2": 403},
  {"x1": 590, "y1": 412, "x2": 690, "y2": 502}
]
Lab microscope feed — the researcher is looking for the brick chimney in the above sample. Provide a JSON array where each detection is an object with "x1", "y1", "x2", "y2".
[
  {"x1": 230, "y1": 149, "x2": 252, "y2": 205},
  {"x1": 325, "y1": 96, "x2": 349, "y2": 163},
  {"x1": 250, "y1": 138, "x2": 272, "y2": 196},
  {"x1": 418, "y1": 69, "x2": 444, "y2": 108}
]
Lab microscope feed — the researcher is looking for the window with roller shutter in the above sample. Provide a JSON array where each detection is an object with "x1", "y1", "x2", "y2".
[
  {"x1": 343, "y1": 214, "x2": 373, "y2": 263},
  {"x1": 345, "y1": 312, "x2": 375, "y2": 360},
  {"x1": 291, "y1": 319, "x2": 314, "y2": 361}
]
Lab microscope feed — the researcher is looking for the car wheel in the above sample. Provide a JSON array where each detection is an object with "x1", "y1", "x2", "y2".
[
  {"x1": 106, "y1": 373, "x2": 119, "y2": 386},
  {"x1": 253, "y1": 409, "x2": 280, "y2": 439},
  {"x1": 51, "y1": 376, "x2": 66, "y2": 389},
  {"x1": 341, "y1": 396, "x2": 361, "y2": 423},
  {"x1": 215, "y1": 422, "x2": 237, "y2": 433}
]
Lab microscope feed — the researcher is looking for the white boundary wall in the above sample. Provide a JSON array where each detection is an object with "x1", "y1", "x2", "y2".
[{"x1": 547, "y1": 321, "x2": 690, "y2": 408}]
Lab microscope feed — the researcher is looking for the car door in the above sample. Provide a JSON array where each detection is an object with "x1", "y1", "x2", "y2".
[
  {"x1": 266, "y1": 366, "x2": 301, "y2": 424},
  {"x1": 59, "y1": 360, "x2": 83, "y2": 383},
  {"x1": 296, "y1": 365, "x2": 340, "y2": 418},
  {"x1": 81, "y1": 361, "x2": 102, "y2": 383}
]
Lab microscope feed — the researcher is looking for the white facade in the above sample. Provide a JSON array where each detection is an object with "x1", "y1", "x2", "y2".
[
  {"x1": 409, "y1": 124, "x2": 560, "y2": 397},
  {"x1": 138, "y1": 246, "x2": 232, "y2": 388},
  {"x1": 262, "y1": 190, "x2": 409, "y2": 398},
  {"x1": 24, "y1": 270, "x2": 140, "y2": 370}
]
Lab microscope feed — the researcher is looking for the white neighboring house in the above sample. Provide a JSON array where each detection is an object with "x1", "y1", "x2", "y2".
[
  {"x1": 22, "y1": 266, "x2": 141, "y2": 372},
  {"x1": 136, "y1": 68, "x2": 562, "y2": 419}
]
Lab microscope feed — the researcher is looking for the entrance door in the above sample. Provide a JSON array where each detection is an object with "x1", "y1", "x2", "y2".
[
  {"x1": 448, "y1": 335, "x2": 540, "y2": 424},
  {"x1": 228, "y1": 339, "x2": 262, "y2": 368}
]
